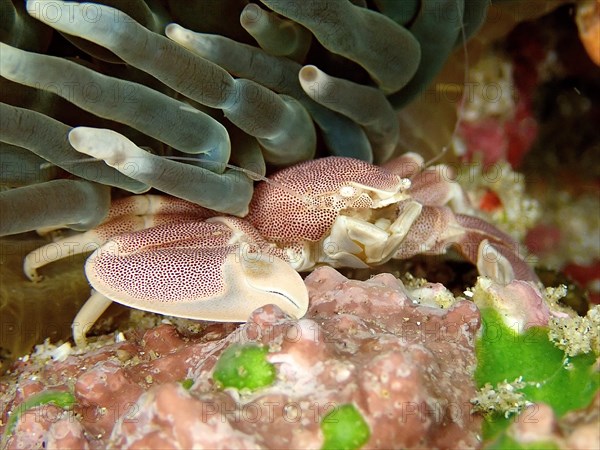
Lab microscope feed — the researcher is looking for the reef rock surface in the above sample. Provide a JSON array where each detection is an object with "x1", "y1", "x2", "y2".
[{"x1": 1, "y1": 267, "x2": 482, "y2": 449}]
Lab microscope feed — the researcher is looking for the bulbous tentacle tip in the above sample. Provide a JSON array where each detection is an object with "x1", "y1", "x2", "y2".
[{"x1": 68, "y1": 127, "x2": 129, "y2": 165}]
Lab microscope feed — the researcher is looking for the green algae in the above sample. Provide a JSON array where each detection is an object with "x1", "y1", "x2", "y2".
[
  {"x1": 474, "y1": 307, "x2": 600, "y2": 440},
  {"x1": 485, "y1": 434, "x2": 560, "y2": 450},
  {"x1": 320, "y1": 403, "x2": 371, "y2": 450},
  {"x1": 213, "y1": 343, "x2": 276, "y2": 392},
  {"x1": 2, "y1": 390, "x2": 76, "y2": 446},
  {"x1": 180, "y1": 378, "x2": 194, "y2": 390}
]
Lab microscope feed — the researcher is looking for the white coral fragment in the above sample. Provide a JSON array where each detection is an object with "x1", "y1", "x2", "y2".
[
  {"x1": 471, "y1": 378, "x2": 529, "y2": 418},
  {"x1": 549, "y1": 306, "x2": 600, "y2": 357}
]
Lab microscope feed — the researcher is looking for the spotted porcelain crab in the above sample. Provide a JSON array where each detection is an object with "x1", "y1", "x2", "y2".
[{"x1": 24, "y1": 154, "x2": 537, "y2": 345}]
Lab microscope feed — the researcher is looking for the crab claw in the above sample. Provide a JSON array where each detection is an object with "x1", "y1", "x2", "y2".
[
  {"x1": 454, "y1": 214, "x2": 539, "y2": 284},
  {"x1": 76, "y1": 218, "x2": 307, "y2": 344},
  {"x1": 23, "y1": 195, "x2": 217, "y2": 282}
]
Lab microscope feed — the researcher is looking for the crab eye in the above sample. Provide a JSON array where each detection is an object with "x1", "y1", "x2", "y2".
[
  {"x1": 400, "y1": 178, "x2": 412, "y2": 191},
  {"x1": 339, "y1": 186, "x2": 356, "y2": 198}
]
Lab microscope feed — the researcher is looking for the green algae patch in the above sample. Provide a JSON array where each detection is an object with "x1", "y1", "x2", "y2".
[
  {"x1": 485, "y1": 433, "x2": 561, "y2": 450},
  {"x1": 474, "y1": 308, "x2": 600, "y2": 440},
  {"x1": 180, "y1": 378, "x2": 194, "y2": 390},
  {"x1": 320, "y1": 403, "x2": 370, "y2": 450},
  {"x1": 213, "y1": 343, "x2": 276, "y2": 391},
  {"x1": 2, "y1": 390, "x2": 76, "y2": 446}
]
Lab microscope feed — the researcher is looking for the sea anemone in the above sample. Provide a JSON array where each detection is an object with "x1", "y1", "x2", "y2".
[{"x1": 1, "y1": 0, "x2": 488, "y2": 233}]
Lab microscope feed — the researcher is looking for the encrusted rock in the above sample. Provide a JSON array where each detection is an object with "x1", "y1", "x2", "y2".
[{"x1": 1, "y1": 267, "x2": 482, "y2": 448}]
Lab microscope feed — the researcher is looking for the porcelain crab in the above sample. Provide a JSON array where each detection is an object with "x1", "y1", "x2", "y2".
[{"x1": 24, "y1": 153, "x2": 537, "y2": 345}]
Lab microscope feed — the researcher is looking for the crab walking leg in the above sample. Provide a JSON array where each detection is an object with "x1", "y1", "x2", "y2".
[
  {"x1": 454, "y1": 214, "x2": 538, "y2": 283},
  {"x1": 388, "y1": 201, "x2": 538, "y2": 284},
  {"x1": 24, "y1": 231, "x2": 106, "y2": 282},
  {"x1": 476, "y1": 240, "x2": 515, "y2": 286},
  {"x1": 391, "y1": 203, "x2": 465, "y2": 260},
  {"x1": 72, "y1": 290, "x2": 113, "y2": 347},
  {"x1": 100, "y1": 195, "x2": 219, "y2": 224},
  {"x1": 24, "y1": 195, "x2": 218, "y2": 281},
  {"x1": 69, "y1": 127, "x2": 253, "y2": 216}
]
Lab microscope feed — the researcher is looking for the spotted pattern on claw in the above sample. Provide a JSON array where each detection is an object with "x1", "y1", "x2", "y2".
[
  {"x1": 90, "y1": 214, "x2": 203, "y2": 244},
  {"x1": 90, "y1": 246, "x2": 233, "y2": 303},
  {"x1": 247, "y1": 157, "x2": 407, "y2": 243},
  {"x1": 88, "y1": 221, "x2": 235, "y2": 302},
  {"x1": 91, "y1": 195, "x2": 219, "y2": 243},
  {"x1": 100, "y1": 220, "x2": 232, "y2": 254}
]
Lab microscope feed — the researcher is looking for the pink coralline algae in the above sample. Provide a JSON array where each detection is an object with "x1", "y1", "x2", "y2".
[
  {"x1": 499, "y1": 393, "x2": 600, "y2": 449},
  {"x1": 1, "y1": 267, "x2": 482, "y2": 449},
  {"x1": 472, "y1": 277, "x2": 563, "y2": 332}
]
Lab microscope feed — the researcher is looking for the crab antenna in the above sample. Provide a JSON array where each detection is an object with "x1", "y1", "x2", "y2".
[{"x1": 420, "y1": 0, "x2": 470, "y2": 172}]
